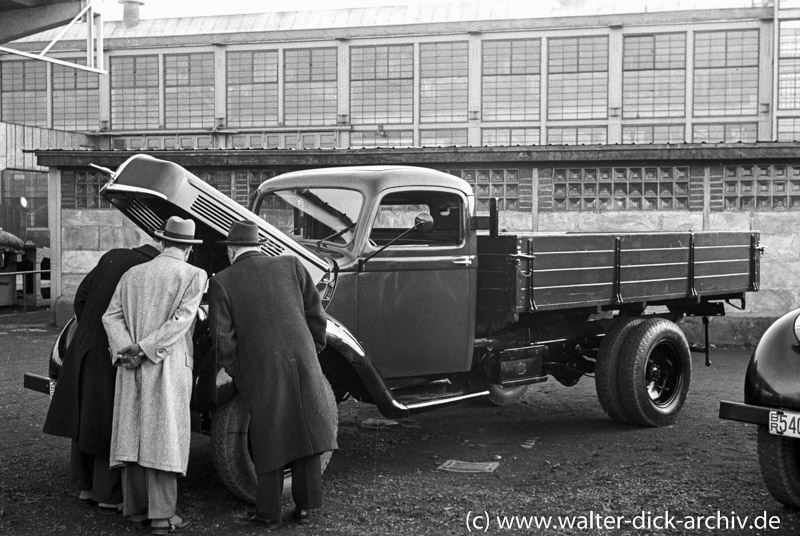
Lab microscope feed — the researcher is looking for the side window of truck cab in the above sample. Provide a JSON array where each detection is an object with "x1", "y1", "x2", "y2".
[{"x1": 369, "y1": 190, "x2": 464, "y2": 247}]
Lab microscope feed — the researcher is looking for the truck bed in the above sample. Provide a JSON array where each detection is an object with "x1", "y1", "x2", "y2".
[{"x1": 477, "y1": 231, "x2": 759, "y2": 324}]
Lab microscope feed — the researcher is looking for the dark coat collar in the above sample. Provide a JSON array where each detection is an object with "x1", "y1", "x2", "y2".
[
  {"x1": 134, "y1": 243, "x2": 160, "y2": 259},
  {"x1": 233, "y1": 250, "x2": 264, "y2": 264}
]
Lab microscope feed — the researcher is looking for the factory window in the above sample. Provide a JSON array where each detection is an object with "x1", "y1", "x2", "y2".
[
  {"x1": 482, "y1": 39, "x2": 540, "y2": 121},
  {"x1": 285, "y1": 48, "x2": 338, "y2": 127},
  {"x1": 547, "y1": 126, "x2": 607, "y2": 145},
  {"x1": 351, "y1": 45, "x2": 413, "y2": 125},
  {"x1": 419, "y1": 129, "x2": 468, "y2": 146},
  {"x1": 61, "y1": 170, "x2": 110, "y2": 209},
  {"x1": 623, "y1": 33, "x2": 685, "y2": 118},
  {"x1": 351, "y1": 129, "x2": 414, "y2": 148},
  {"x1": 451, "y1": 169, "x2": 522, "y2": 212},
  {"x1": 547, "y1": 36, "x2": 608, "y2": 120},
  {"x1": 110, "y1": 56, "x2": 159, "y2": 130},
  {"x1": 722, "y1": 164, "x2": 800, "y2": 211},
  {"x1": 694, "y1": 30, "x2": 759, "y2": 117},
  {"x1": 420, "y1": 42, "x2": 469, "y2": 123},
  {"x1": 481, "y1": 128, "x2": 540, "y2": 146},
  {"x1": 165, "y1": 53, "x2": 215, "y2": 129},
  {"x1": 779, "y1": 21, "x2": 800, "y2": 109},
  {"x1": 52, "y1": 58, "x2": 100, "y2": 131},
  {"x1": 227, "y1": 50, "x2": 278, "y2": 127},
  {"x1": 1, "y1": 170, "x2": 48, "y2": 228},
  {"x1": 777, "y1": 117, "x2": 800, "y2": 141},
  {"x1": 692, "y1": 123, "x2": 757, "y2": 143},
  {"x1": 622, "y1": 124, "x2": 685, "y2": 144},
  {"x1": 0, "y1": 60, "x2": 46, "y2": 127},
  {"x1": 549, "y1": 166, "x2": 690, "y2": 212}
]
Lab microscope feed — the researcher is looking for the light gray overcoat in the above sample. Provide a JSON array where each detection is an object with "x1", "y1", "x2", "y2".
[{"x1": 102, "y1": 248, "x2": 207, "y2": 476}]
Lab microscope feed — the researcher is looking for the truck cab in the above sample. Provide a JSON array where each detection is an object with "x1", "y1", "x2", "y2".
[{"x1": 252, "y1": 166, "x2": 477, "y2": 380}]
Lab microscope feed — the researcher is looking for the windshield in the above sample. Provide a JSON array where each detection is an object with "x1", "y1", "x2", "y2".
[{"x1": 255, "y1": 187, "x2": 364, "y2": 246}]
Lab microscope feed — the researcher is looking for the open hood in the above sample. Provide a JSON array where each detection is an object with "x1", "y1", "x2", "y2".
[{"x1": 99, "y1": 154, "x2": 328, "y2": 282}]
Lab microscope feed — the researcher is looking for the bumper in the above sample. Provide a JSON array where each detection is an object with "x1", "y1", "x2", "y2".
[
  {"x1": 719, "y1": 400, "x2": 773, "y2": 426},
  {"x1": 24, "y1": 373, "x2": 55, "y2": 396}
]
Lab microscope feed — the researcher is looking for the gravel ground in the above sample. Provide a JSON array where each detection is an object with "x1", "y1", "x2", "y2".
[{"x1": 2, "y1": 310, "x2": 800, "y2": 535}]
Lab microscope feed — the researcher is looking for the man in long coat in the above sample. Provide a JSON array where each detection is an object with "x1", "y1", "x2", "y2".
[
  {"x1": 43, "y1": 238, "x2": 161, "y2": 510},
  {"x1": 102, "y1": 216, "x2": 206, "y2": 534},
  {"x1": 208, "y1": 220, "x2": 337, "y2": 529}
]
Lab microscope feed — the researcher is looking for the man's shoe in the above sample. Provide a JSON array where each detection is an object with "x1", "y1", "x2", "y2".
[
  {"x1": 150, "y1": 517, "x2": 191, "y2": 535},
  {"x1": 245, "y1": 511, "x2": 279, "y2": 530},
  {"x1": 293, "y1": 508, "x2": 312, "y2": 525}
]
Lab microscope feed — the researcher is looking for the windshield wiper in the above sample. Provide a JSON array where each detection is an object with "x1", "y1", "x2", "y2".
[{"x1": 316, "y1": 224, "x2": 355, "y2": 248}]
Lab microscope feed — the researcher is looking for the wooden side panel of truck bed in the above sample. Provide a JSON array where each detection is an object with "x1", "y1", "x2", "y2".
[{"x1": 477, "y1": 231, "x2": 758, "y2": 324}]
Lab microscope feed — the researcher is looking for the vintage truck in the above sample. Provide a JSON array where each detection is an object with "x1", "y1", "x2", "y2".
[{"x1": 26, "y1": 154, "x2": 761, "y2": 503}]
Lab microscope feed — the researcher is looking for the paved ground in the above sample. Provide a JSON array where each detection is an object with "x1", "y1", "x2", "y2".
[{"x1": 2, "y1": 309, "x2": 800, "y2": 535}]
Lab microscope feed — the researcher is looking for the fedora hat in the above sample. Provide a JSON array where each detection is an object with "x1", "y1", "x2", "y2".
[
  {"x1": 154, "y1": 216, "x2": 203, "y2": 244},
  {"x1": 217, "y1": 220, "x2": 267, "y2": 246}
]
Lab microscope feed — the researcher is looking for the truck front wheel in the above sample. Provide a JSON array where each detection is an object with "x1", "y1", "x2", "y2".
[
  {"x1": 618, "y1": 318, "x2": 691, "y2": 427},
  {"x1": 757, "y1": 427, "x2": 800, "y2": 509},
  {"x1": 210, "y1": 383, "x2": 337, "y2": 504}
]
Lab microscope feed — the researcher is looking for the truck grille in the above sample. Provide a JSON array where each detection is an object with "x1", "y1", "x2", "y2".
[{"x1": 124, "y1": 199, "x2": 164, "y2": 234}]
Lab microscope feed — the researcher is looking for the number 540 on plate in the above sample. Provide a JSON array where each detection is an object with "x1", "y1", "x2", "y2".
[{"x1": 769, "y1": 410, "x2": 800, "y2": 438}]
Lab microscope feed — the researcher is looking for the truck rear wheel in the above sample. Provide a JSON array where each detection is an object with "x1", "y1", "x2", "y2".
[
  {"x1": 210, "y1": 382, "x2": 337, "y2": 504},
  {"x1": 595, "y1": 317, "x2": 644, "y2": 424},
  {"x1": 618, "y1": 318, "x2": 691, "y2": 427},
  {"x1": 757, "y1": 426, "x2": 800, "y2": 509}
]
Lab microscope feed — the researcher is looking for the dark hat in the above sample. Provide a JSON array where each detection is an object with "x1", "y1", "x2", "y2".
[
  {"x1": 217, "y1": 220, "x2": 267, "y2": 246},
  {"x1": 154, "y1": 216, "x2": 203, "y2": 244}
]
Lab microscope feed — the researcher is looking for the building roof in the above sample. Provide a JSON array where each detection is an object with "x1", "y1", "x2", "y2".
[{"x1": 12, "y1": 0, "x2": 763, "y2": 45}]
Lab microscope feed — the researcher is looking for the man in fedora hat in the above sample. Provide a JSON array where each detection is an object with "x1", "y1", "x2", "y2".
[
  {"x1": 102, "y1": 216, "x2": 207, "y2": 535},
  {"x1": 208, "y1": 220, "x2": 336, "y2": 529},
  {"x1": 43, "y1": 233, "x2": 162, "y2": 514}
]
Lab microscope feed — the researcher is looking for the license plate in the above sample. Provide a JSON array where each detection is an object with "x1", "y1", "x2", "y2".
[{"x1": 768, "y1": 410, "x2": 800, "y2": 439}]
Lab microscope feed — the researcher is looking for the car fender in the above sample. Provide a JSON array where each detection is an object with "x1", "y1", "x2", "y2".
[{"x1": 745, "y1": 307, "x2": 800, "y2": 409}]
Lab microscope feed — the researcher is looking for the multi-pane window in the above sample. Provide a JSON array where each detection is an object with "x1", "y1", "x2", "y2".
[
  {"x1": 692, "y1": 123, "x2": 757, "y2": 143},
  {"x1": 778, "y1": 117, "x2": 800, "y2": 141},
  {"x1": 481, "y1": 128, "x2": 540, "y2": 146},
  {"x1": 351, "y1": 130, "x2": 414, "y2": 148},
  {"x1": 623, "y1": 34, "x2": 685, "y2": 118},
  {"x1": 60, "y1": 170, "x2": 110, "y2": 209},
  {"x1": 419, "y1": 129, "x2": 468, "y2": 146},
  {"x1": 694, "y1": 30, "x2": 759, "y2": 117},
  {"x1": 456, "y1": 169, "x2": 521, "y2": 212},
  {"x1": 165, "y1": 53, "x2": 214, "y2": 129},
  {"x1": 1, "y1": 170, "x2": 48, "y2": 228},
  {"x1": 227, "y1": 51, "x2": 278, "y2": 128},
  {"x1": 285, "y1": 48, "x2": 337, "y2": 126},
  {"x1": 52, "y1": 59, "x2": 100, "y2": 131},
  {"x1": 111, "y1": 56, "x2": 159, "y2": 129},
  {"x1": 420, "y1": 42, "x2": 469, "y2": 123},
  {"x1": 0, "y1": 60, "x2": 46, "y2": 127},
  {"x1": 548, "y1": 126, "x2": 607, "y2": 145},
  {"x1": 722, "y1": 164, "x2": 800, "y2": 211},
  {"x1": 548, "y1": 36, "x2": 608, "y2": 120},
  {"x1": 482, "y1": 39, "x2": 540, "y2": 121},
  {"x1": 351, "y1": 45, "x2": 413, "y2": 125},
  {"x1": 779, "y1": 21, "x2": 800, "y2": 109},
  {"x1": 550, "y1": 166, "x2": 690, "y2": 211},
  {"x1": 622, "y1": 125, "x2": 685, "y2": 144}
]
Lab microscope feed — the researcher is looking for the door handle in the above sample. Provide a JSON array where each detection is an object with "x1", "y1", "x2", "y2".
[{"x1": 452, "y1": 257, "x2": 473, "y2": 266}]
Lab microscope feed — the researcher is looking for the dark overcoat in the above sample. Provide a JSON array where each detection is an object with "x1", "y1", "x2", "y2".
[
  {"x1": 208, "y1": 253, "x2": 337, "y2": 474},
  {"x1": 43, "y1": 244, "x2": 159, "y2": 457}
]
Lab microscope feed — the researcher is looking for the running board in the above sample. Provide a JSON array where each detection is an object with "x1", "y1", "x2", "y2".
[{"x1": 402, "y1": 390, "x2": 490, "y2": 413}]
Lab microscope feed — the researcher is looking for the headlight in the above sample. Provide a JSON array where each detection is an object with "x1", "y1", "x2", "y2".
[{"x1": 793, "y1": 312, "x2": 800, "y2": 344}]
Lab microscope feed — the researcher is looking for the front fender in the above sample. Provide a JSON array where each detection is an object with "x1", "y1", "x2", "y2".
[{"x1": 745, "y1": 307, "x2": 800, "y2": 409}]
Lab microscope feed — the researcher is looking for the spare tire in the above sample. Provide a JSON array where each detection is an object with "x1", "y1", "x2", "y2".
[{"x1": 210, "y1": 380, "x2": 337, "y2": 504}]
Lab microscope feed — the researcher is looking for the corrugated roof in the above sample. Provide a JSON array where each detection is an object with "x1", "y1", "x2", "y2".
[{"x1": 14, "y1": 0, "x2": 759, "y2": 43}]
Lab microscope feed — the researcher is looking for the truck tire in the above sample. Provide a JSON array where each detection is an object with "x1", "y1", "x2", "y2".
[
  {"x1": 595, "y1": 317, "x2": 644, "y2": 424},
  {"x1": 757, "y1": 426, "x2": 800, "y2": 509},
  {"x1": 618, "y1": 318, "x2": 691, "y2": 427},
  {"x1": 210, "y1": 382, "x2": 338, "y2": 504},
  {"x1": 486, "y1": 384, "x2": 529, "y2": 406}
]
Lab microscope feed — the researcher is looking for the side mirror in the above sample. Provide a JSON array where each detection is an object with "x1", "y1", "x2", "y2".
[{"x1": 414, "y1": 213, "x2": 434, "y2": 233}]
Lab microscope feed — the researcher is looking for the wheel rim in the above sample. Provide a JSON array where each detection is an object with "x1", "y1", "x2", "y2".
[{"x1": 644, "y1": 342, "x2": 683, "y2": 407}]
